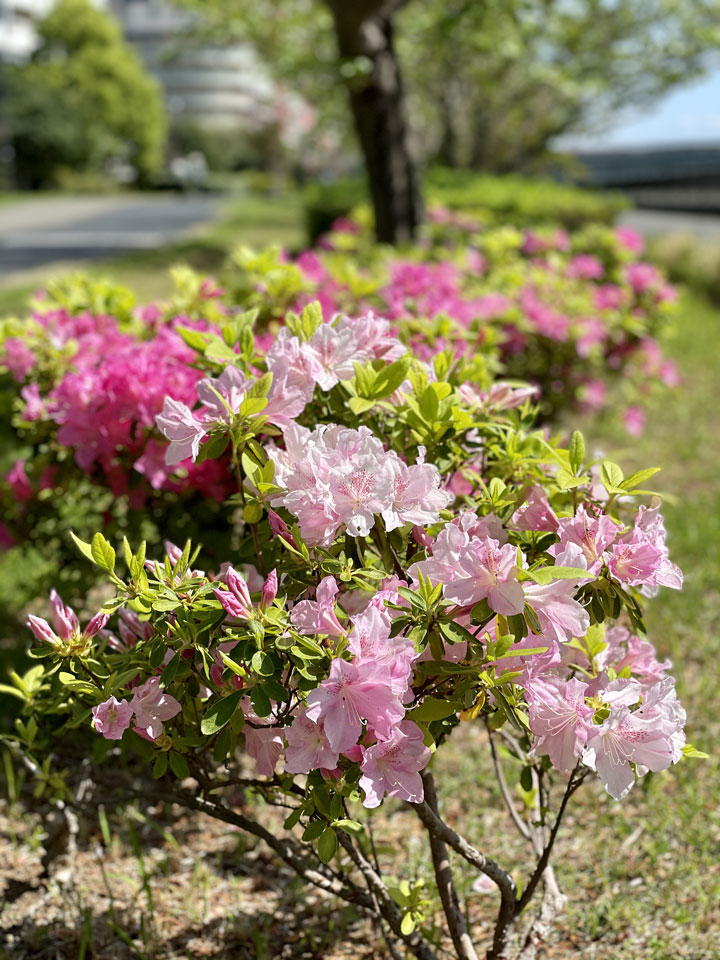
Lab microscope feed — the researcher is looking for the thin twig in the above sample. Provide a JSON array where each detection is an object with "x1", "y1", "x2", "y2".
[{"x1": 487, "y1": 729, "x2": 532, "y2": 842}]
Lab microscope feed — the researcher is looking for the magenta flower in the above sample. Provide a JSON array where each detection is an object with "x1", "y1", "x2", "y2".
[
  {"x1": 284, "y1": 709, "x2": 339, "y2": 774},
  {"x1": 527, "y1": 677, "x2": 594, "y2": 771},
  {"x1": 130, "y1": 677, "x2": 181, "y2": 740},
  {"x1": 290, "y1": 575, "x2": 344, "y2": 637},
  {"x1": 214, "y1": 566, "x2": 253, "y2": 620},
  {"x1": 155, "y1": 396, "x2": 206, "y2": 465},
  {"x1": 305, "y1": 658, "x2": 404, "y2": 753},
  {"x1": 359, "y1": 721, "x2": 430, "y2": 808},
  {"x1": 92, "y1": 696, "x2": 134, "y2": 740},
  {"x1": 7, "y1": 460, "x2": 33, "y2": 502}
]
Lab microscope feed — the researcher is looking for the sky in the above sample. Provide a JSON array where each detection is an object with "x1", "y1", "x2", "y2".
[{"x1": 561, "y1": 70, "x2": 720, "y2": 150}]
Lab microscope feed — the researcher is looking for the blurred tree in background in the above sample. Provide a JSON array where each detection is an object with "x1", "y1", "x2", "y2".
[
  {"x1": 399, "y1": 0, "x2": 720, "y2": 172},
  {"x1": 6, "y1": 0, "x2": 167, "y2": 189},
  {"x1": 174, "y1": 0, "x2": 720, "y2": 240}
]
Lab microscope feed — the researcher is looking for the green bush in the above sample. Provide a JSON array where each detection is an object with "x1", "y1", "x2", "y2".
[
  {"x1": 303, "y1": 177, "x2": 368, "y2": 244},
  {"x1": 303, "y1": 169, "x2": 630, "y2": 243}
]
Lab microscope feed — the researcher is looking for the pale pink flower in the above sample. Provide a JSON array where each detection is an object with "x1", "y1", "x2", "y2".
[
  {"x1": 584, "y1": 704, "x2": 677, "y2": 800},
  {"x1": 284, "y1": 709, "x2": 339, "y2": 774},
  {"x1": 522, "y1": 580, "x2": 590, "y2": 642},
  {"x1": 443, "y1": 537, "x2": 524, "y2": 615},
  {"x1": 27, "y1": 589, "x2": 108, "y2": 650},
  {"x1": 92, "y1": 696, "x2": 134, "y2": 740},
  {"x1": 359, "y1": 721, "x2": 430, "y2": 808},
  {"x1": 303, "y1": 322, "x2": 365, "y2": 390},
  {"x1": 155, "y1": 396, "x2": 206, "y2": 465},
  {"x1": 261, "y1": 569, "x2": 278, "y2": 608},
  {"x1": 196, "y1": 365, "x2": 248, "y2": 421},
  {"x1": 381, "y1": 456, "x2": 452, "y2": 532},
  {"x1": 130, "y1": 677, "x2": 182, "y2": 740},
  {"x1": 623, "y1": 405, "x2": 646, "y2": 437},
  {"x1": 527, "y1": 677, "x2": 594, "y2": 771},
  {"x1": 512, "y1": 486, "x2": 559, "y2": 532},
  {"x1": 291, "y1": 576, "x2": 344, "y2": 637},
  {"x1": 305, "y1": 658, "x2": 405, "y2": 753},
  {"x1": 550, "y1": 505, "x2": 620, "y2": 575},
  {"x1": 245, "y1": 726, "x2": 284, "y2": 777}
]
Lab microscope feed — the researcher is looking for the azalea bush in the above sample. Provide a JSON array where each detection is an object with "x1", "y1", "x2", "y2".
[
  {"x1": 228, "y1": 217, "x2": 678, "y2": 424},
  {"x1": 0, "y1": 216, "x2": 677, "y2": 626},
  {"x1": 4, "y1": 303, "x2": 701, "y2": 960}
]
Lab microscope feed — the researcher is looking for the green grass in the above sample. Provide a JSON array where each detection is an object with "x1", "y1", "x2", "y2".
[
  {"x1": 428, "y1": 290, "x2": 720, "y2": 958},
  {"x1": 0, "y1": 188, "x2": 305, "y2": 315}
]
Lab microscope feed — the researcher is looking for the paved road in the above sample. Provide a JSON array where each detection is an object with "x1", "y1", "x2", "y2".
[{"x1": 0, "y1": 193, "x2": 221, "y2": 280}]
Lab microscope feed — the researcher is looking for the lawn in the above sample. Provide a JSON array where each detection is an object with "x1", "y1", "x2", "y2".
[{"x1": 0, "y1": 266, "x2": 718, "y2": 956}]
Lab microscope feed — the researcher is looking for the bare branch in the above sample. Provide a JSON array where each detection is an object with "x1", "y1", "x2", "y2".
[
  {"x1": 409, "y1": 790, "x2": 517, "y2": 960},
  {"x1": 421, "y1": 771, "x2": 479, "y2": 960},
  {"x1": 336, "y1": 830, "x2": 440, "y2": 960},
  {"x1": 515, "y1": 767, "x2": 586, "y2": 916}
]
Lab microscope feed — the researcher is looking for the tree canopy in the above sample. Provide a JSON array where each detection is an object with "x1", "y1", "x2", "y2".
[{"x1": 7, "y1": 0, "x2": 168, "y2": 188}]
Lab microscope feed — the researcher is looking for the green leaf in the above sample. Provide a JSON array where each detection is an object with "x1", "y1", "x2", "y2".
[
  {"x1": 317, "y1": 827, "x2": 338, "y2": 864},
  {"x1": 524, "y1": 565, "x2": 590, "y2": 585},
  {"x1": 333, "y1": 818, "x2": 364, "y2": 835},
  {"x1": 401, "y1": 913, "x2": 416, "y2": 936},
  {"x1": 555, "y1": 468, "x2": 587, "y2": 490},
  {"x1": 568, "y1": 430, "x2": 585, "y2": 474},
  {"x1": 681, "y1": 744, "x2": 709, "y2": 760},
  {"x1": 438, "y1": 620, "x2": 476, "y2": 645},
  {"x1": 153, "y1": 753, "x2": 168, "y2": 778},
  {"x1": 168, "y1": 752, "x2": 190, "y2": 779},
  {"x1": 408, "y1": 699, "x2": 458, "y2": 722},
  {"x1": 70, "y1": 532, "x2": 95, "y2": 563},
  {"x1": 200, "y1": 690, "x2": 243, "y2": 735},
  {"x1": 302, "y1": 821, "x2": 326, "y2": 842},
  {"x1": 620, "y1": 467, "x2": 661, "y2": 491},
  {"x1": 91, "y1": 533, "x2": 116, "y2": 573},
  {"x1": 600, "y1": 460, "x2": 624, "y2": 491},
  {"x1": 195, "y1": 432, "x2": 229, "y2": 463},
  {"x1": 251, "y1": 651, "x2": 276, "y2": 677},
  {"x1": 348, "y1": 396, "x2": 376, "y2": 415}
]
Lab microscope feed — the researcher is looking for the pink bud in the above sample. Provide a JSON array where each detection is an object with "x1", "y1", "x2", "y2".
[
  {"x1": 412, "y1": 525, "x2": 434, "y2": 549},
  {"x1": 27, "y1": 615, "x2": 57, "y2": 646},
  {"x1": 84, "y1": 612, "x2": 109, "y2": 639},
  {"x1": 49, "y1": 589, "x2": 78, "y2": 641},
  {"x1": 261, "y1": 569, "x2": 278, "y2": 609},
  {"x1": 268, "y1": 509, "x2": 296, "y2": 547}
]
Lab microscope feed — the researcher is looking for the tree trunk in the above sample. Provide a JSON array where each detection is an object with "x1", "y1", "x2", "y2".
[{"x1": 325, "y1": 0, "x2": 421, "y2": 244}]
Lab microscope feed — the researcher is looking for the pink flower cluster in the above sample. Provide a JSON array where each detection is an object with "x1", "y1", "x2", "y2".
[
  {"x1": 288, "y1": 592, "x2": 428, "y2": 806},
  {"x1": 92, "y1": 678, "x2": 181, "y2": 741},
  {"x1": 269, "y1": 423, "x2": 452, "y2": 545}
]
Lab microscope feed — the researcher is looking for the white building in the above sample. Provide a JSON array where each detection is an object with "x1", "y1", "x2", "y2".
[
  {"x1": 0, "y1": 0, "x2": 53, "y2": 62},
  {"x1": 0, "y1": 0, "x2": 313, "y2": 140}
]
